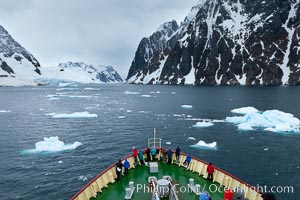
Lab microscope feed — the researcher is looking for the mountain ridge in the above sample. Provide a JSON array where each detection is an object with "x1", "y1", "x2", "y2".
[{"x1": 127, "y1": 0, "x2": 300, "y2": 86}]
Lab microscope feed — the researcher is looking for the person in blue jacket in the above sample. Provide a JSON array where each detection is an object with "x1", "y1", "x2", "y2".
[
  {"x1": 123, "y1": 159, "x2": 130, "y2": 175},
  {"x1": 151, "y1": 146, "x2": 156, "y2": 161},
  {"x1": 183, "y1": 154, "x2": 192, "y2": 168},
  {"x1": 138, "y1": 150, "x2": 145, "y2": 165},
  {"x1": 167, "y1": 149, "x2": 172, "y2": 164}
]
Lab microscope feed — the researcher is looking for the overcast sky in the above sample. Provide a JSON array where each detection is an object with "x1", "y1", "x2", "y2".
[{"x1": 0, "y1": 0, "x2": 197, "y2": 77}]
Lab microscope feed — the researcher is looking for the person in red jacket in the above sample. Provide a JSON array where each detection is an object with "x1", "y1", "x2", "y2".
[
  {"x1": 207, "y1": 163, "x2": 215, "y2": 181},
  {"x1": 132, "y1": 147, "x2": 138, "y2": 163}
]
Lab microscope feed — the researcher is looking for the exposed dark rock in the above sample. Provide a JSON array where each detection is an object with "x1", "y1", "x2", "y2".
[{"x1": 127, "y1": 0, "x2": 300, "y2": 86}]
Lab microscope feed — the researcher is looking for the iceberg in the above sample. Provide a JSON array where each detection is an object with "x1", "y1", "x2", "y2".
[
  {"x1": 192, "y1": 121, "x2": 214, "y2": 128},
  {"x1": 23, "y1": 136, "x2": 82, "y2": 153},
  {"x1": 52, "y1": 111, "x2": 98, "y2": 119},
  {"x1": 226, "y1": 109, "x2": 300, "y2": 133},
  {"x1": 181, "y1": 105, "x2": 193, "y2": 109},
  {"x1": 190, "y1": 140, "x2": 217, "y2": 150},
  {"x1": 0, "y1": 110, "x2": 10, "y2": 113},
  {"x1": 231, "y1": 106, "x2": 259, "y2": 114}
]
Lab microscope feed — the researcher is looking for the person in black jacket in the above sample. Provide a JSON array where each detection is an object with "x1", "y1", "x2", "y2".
[
  {"x1": 175, "y1": 145, "x2": 180, "y2": 162},
  {"x1": 116, "y1": 159, "x2": 123, "y2": 182}
]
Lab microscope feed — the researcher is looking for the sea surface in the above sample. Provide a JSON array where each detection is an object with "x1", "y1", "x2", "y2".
[{"x1": 0, "y1": 85, "x2": 299, "y2": 200}]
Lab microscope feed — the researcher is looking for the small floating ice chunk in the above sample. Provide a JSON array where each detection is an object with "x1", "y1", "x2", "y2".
[
  {"x1": 78, "y1": 175, "x2": 88, "y2": 181},
  {"x1": 118, "y1": 116, "x2": 126, "y2": 119},
  {"x1": 23, "y1": 136, "x2": 82, "y2": 153},
  {"x1": 192, "y1": 121, "x2": 214, "y2": 128},
  {"x1": 48, "y1": 97, "x2": 60, "y2": 101},
  {"x1": 187, "y1": 137, "x2": 196, "y2": 140},
  {"x1": 149, "y1": 91, "x2": 161, "y2": 94},
  {"x1": 181, "y1": 105, "x2": 193, "y2": 109},
  {"x1": 84, "y1": 87, "x2": 100, "y2": 91},
  {"x1": 0, "y1": 110, "x2": 11, "y2": 113},
  {"x1": 264, "y1": 148, "x2": 269, "y2": 151},
  {"x1": 166, "y1": 142, "x2": 171, "y2": 145},
  {"x1": 58, "y1": 160, "x2": 63, "y2": 164},
  {"x1": 231, "y1": 106, "x2": 259, "y2": 114},
  {"x1": 52, "y1": 111, "x2": 98, "y2": 118},
  {"x1": 141, "y1": 95, "x2": 151, "y2": 98},
  {"x1": 67, "y1": 95, "x2": 92, "y2": 98},
  {"x1": 171, "y1": 92, "x2": 176, "y2": 94},
  {"x1": 124, "y1": 91, "x2": 140, "y2": 95},
  {"x1": 56, "y1": 88, "x2": 78, "y2": 91},
  {"x1": 126, "y1": 110, "x2": 132, "y2": 113},
  {"x1": 191, "y1": 140, "x2": 217, "y2": 149}
]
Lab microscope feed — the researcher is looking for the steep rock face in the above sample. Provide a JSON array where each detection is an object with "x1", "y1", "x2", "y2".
[
  {"x1": 127, "y1": 20, "x2": 179, "y2": 84},
  {"x1": 127, "y1": 0, "x2": 300, "y2": 86},
  {"x1": 58, "y1": 61, "x2": 123, "y2": 83},
  {"x1": 0, "y1": 25, "x2": 41, "y2": 86}
]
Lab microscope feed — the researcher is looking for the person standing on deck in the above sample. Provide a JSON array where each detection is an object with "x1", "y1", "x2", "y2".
[
  {"x1": 175, "y1": 145, "x2": 180, "y2": 162},
  {"x1": 207, "y1": 163, "x2": 215, "y2": 181},
  {"x1": 183, "y1": 154, "x2": 192, "y2": 168},
  {"x1": 146, "y1": 148, "x2": 151, "y2": 162},
  {"x1": 151, "y1": 146, "x2": 156, "y2": 161},
  {"x1": 167, "y1": 149, "x2": 172, "y2": 164},
  {"x1": 138, "y1": 150, "x2": 145, "y2": 165},
  {"x1": 123, "y1": 159, "x2": 130, "y2": 175},
  {"x1": 132, "y1": 147, "x2": 138, "y2": 163},
  {"x1": 116, "y1": 159, "x2": 123, "y2": 182}
]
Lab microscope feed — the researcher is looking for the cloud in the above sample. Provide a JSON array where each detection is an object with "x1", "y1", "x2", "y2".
[{"x1": 0, "y1": 0, "x2": 197, "y2": 77}]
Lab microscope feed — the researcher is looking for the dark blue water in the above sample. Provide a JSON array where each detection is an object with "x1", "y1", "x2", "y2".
[{"x1": 0, "y1": 85, "x2": 299, "y2": 200}]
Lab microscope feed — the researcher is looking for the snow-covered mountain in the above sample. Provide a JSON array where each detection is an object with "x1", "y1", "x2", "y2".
[
  {"x1": 127, "y1": 0, "x2": 300, "y2": 86},
  {"x1": 0, "y1": 25, "x2": 123, "y2": 86},
  {"x1": 38, "y1": 61, "x2": 123, "y2": 84},
  {"x1": 0, "y1": 25, "x2": 41, "y2": 86}
]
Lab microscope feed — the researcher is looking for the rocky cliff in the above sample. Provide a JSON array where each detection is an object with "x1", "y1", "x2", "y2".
[
  {"x1": 127, "y1": 0, "x2": 300, "y2": 86},
  {"x1": 0, "y1": 25, "x2": 41, "y2": 86}
]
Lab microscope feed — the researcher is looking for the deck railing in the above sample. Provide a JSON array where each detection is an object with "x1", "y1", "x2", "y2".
[
  {"x1": 70, "y1": 148, "x2": 262, "y2": 200},
  {"x1": 147, "y1": 138, "x2": 162, "y2": 149}
]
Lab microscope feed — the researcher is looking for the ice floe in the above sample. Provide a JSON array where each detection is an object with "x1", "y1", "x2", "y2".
[
  {"x1": 192, "y1": 121, "x2": 214, "y2": 128},
  {"x1": 0, "y1": 110, "x2": 11, "y2": 113},
  {"x1": 84, "y1": 87, "x2": 100, "y2": 91},
  {"x1": 231, "y1": 106, "x2": 259, "y2": 114},
  {"x1": 181, "y1": 105, "x2": 193, "y2": 109},
  {"x1": 58, "y1": 83, "x2": 77, "y2": 87},
  {"x1": 78, "y1": 175, "x2": 88, "y2": 181},
  {"x1": 118, "y1": 116, "x2": 126, "y2": 119},
  {"x1": 187, "y1": 137, "x2": 196, "y2": 140},
  {"x1": 58, "y1": 160, "x2": 63, "y2": 164},
  {"x1": 149, "y1": 91, "x2": 161, "y2": 94},
  {"x1": 166, "y1": 142, "x2": 171, "y2": 145},
  {"x1": 124, "y1": 91, "x2": 140, "y2": 95},
  {"x1": 23, "y1": 136, "x2": 82, "y2": 153},
  {"x1": 141, "y1": 95, "x2": 151, "y2": 97},
  {"x1": 190, "y1": 140, "x2": 217, "y2": 150},
  {"x1": 226, "y1": 109, "x2": 300, "y2": 133},
  {"x1": 51, "y1": 111, "x2": 98, "y2": 119}
]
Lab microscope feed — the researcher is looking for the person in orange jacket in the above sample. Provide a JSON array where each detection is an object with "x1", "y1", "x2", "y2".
[{"x1": 207, "y1": 163, "x2": 215, "y2": 181}]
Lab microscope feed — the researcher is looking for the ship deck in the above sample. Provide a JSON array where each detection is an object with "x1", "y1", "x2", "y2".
[{"x1": 91, "y1": 161, "x2": 224, "y2": 200}]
